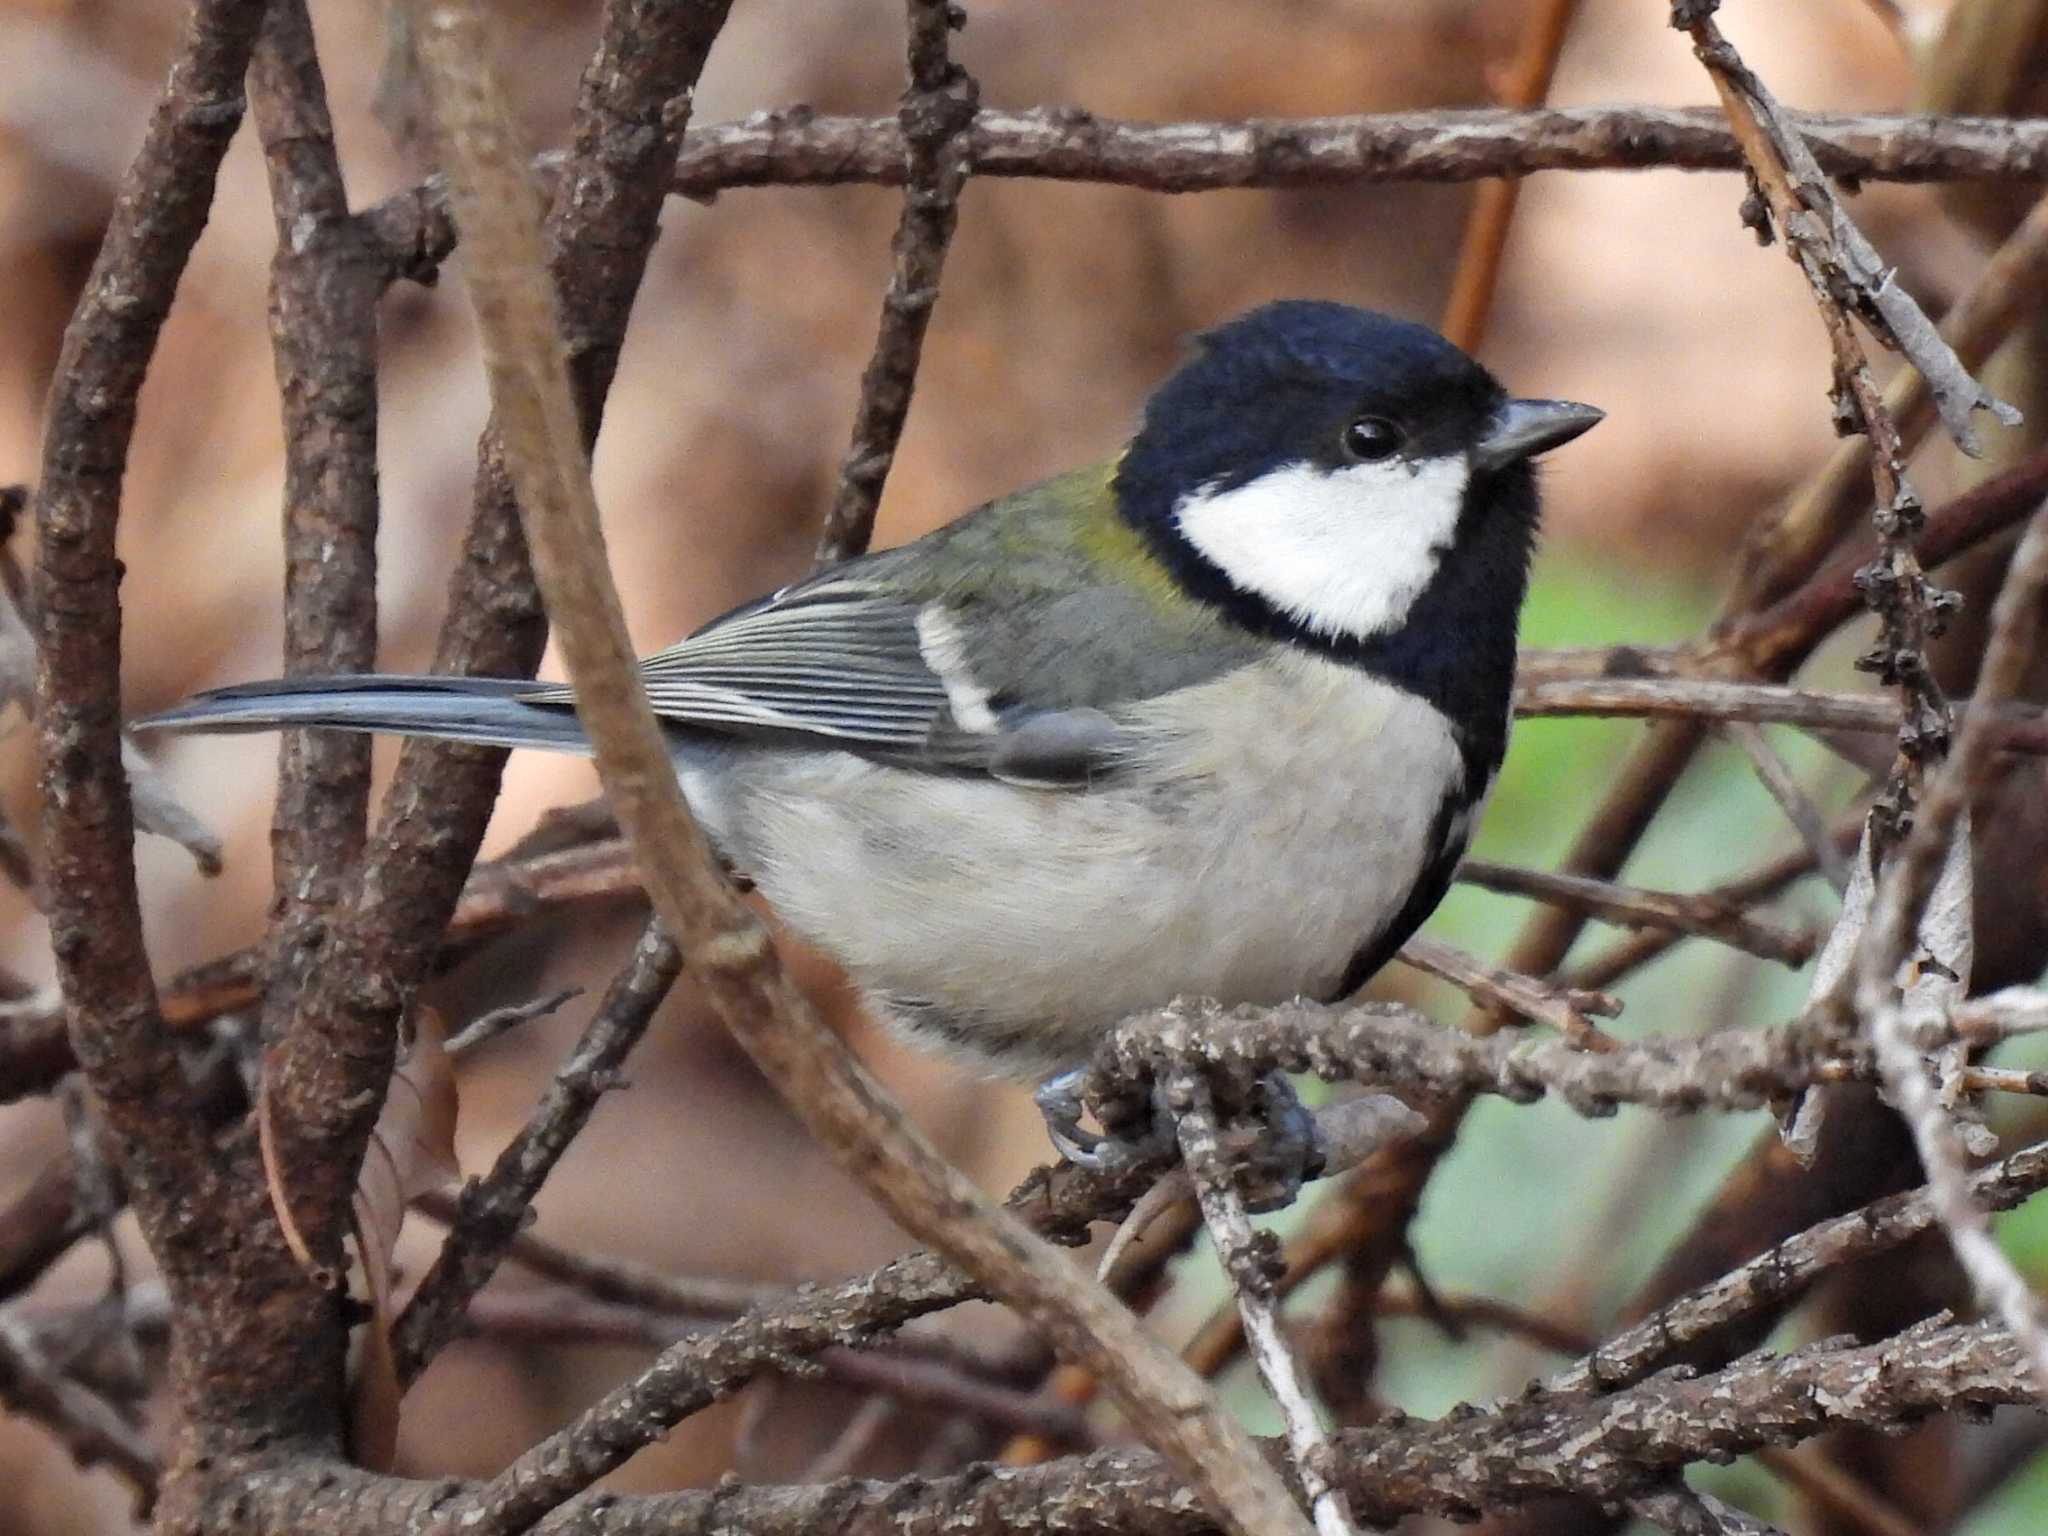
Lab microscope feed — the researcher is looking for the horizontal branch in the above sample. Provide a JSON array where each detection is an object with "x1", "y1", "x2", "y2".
[
  {"x1": 671, "y1": 104, "x2": 2048, "y2": 194},
  {"x1": 196, "y1": 1318, "x2": 2035, "y2": 1534},
  {"x1": 1456, "y1": 858, "x2": 1816, "y2": 966},
  {"x1": 355, "y1": 106, "x2": 2048, "y2": 279},
  {"x1": 1513, "y1": 675, "x2": 2048, "y2": 754},
  {"x1": 1100, "y1": 999, "x2": 1856, "y2": 1118}
]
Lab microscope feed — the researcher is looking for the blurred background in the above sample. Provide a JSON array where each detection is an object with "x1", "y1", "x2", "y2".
[{"x1": 3, "y1": 0, "x2": 2046, "y2": 1530}]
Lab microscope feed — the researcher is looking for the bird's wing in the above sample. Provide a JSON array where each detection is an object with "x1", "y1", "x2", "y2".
[
  {"x1": 514, "y1": 565, "x2": 1132, "y2": 783},
  {"x1": 516, "y1": 468, "x2": 1265, "y2": 782}
]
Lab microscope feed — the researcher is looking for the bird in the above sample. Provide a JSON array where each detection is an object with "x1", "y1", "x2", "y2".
[{"x1": 142, "y1": 300, "x2": 1600, "y2": 1162}]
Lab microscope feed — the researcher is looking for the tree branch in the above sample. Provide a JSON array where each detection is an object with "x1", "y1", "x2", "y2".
[
  {"x1": 247, "y1": 0, "x2": 383, "y2": 1047},
  {"x1": 813, "y1": 0, "x2": 978, "y2": 564}
]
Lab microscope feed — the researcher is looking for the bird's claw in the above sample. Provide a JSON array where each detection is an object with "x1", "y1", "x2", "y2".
[
  {"x1": 1034, "y1": 1067, "x2": 1175, "y2": 1173},
  {"x1": 1034, "y1": 1066, "x2": 1324, "y2": 1210}
]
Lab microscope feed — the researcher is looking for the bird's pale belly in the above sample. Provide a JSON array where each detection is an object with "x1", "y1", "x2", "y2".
[{"x1": 690, "y1": 655, "x2": 1474, "y2": 1077}]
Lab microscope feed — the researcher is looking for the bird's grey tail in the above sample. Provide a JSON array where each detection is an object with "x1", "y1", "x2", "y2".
[{"x1": 135, "y1": 675, "x2": 594, "y2": 755}]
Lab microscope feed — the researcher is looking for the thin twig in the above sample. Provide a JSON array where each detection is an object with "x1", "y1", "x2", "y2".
[
  {"x1": 1727, "y1": 185, "x2": 2048, "y2": 613},
  {"x1": 1853, "y1": 512, "x2": 2048, "y2": 1393},
  {"x1": 1396, "y1": 933, "x2": 1621, "y2": 1047},
  {"x1": 0, "y1": 1311, "x2": 159, "y2": 1513},
  {"x1": 188, "y1": 1319, "x2": 2048, "y2": 1534},
  {"x1": 1567, "y1": 837, "x2": 1840, "y2": 993},
  {"x1": 442, "y1": 988, "x2": 583, "y2": 1055},
  {"x1": 353, "y1": 106, "x2": 2048, "y2": 277},
  {"x1": 1516, "y1": 674, "x2": 2048, "y2": 753},
  {"x1": 814, "y1": 0, "x2": 978, "y2": 565},
  {"x1": 1719, "y1": 721, "x2": 1852, "y2": 892},
  {"x1": 1630, "y1": 1484, "x2": 1786, "y2": 1536},
  {"x1": 455, "y1": 1289, "x2": 1093, "y2": 1449},
  {"x1": 1952, "y1": 987, "x2": 2048, "y2": 1045},
  {"x1": 1161, "y1": 1029, "x2": 1362, "y2": 1536},
  {"x1": 1455, "y1": 858, "x2": 1816, "y2": 966},
  {"x1": 393, "y1": 921, "x2": 682, "y2": 1383},
  {"x1": 1551, "y1": 1136, "x2": 2048, "y2": 1394},
  {"x1": 412, "y1": 1186, "x2": 782, "y2": 1319},
  {"x1": 1675, "y1": 3, "x2": 2016, "y2": 457}
]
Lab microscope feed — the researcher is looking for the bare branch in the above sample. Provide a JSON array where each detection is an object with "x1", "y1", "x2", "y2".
[
  {"x1": 356, "y1": 106, "x2": 2048, "y2": 286},
  {"x1": 190, "y1": 1319, "x2": 2045, "y2": 1534},
  {"x1": 0, "y1": 1311, "x2": 158, "y2": 1512},
  {"x1": 259, "y1": 0, "x2": 736, "y2": 1282},
  {"x1": 1455, "y1": 857, "x2": 1817, "y2": 966},
  {"x1": 393, "y1": 920, "x2": 681, "y2": 1382},
  {"x1": 247, "y1": 0, "x2": 384, "y2": 1040},
  {"x1": 1397, "y1": 933, "x2": 1621, "y2": 1047},
  {"x1": 814, "y1": 0, "x2": 979, "y2": 564},
  {"x1": 1674, "y1": 3, "x2": 2017, "y2": 456},
  {"x1": 1162, "y1": 1033, "x2": 1363, "y2": 1536},
  {"x1": 1719, "y1": 721, "x2": 1852, "y2": 892},
  {"x1": 1853, "y1": 512, "x2": 2048, "y2": 1393},
  {"x1": 1102, "y1": 998, "x2": 1859, "y2": 1118},
  {"x1": 1553, "y1": 1131, "x2": 2048, "y2": 1394},
  {"x1": 1438, "y1": 0, "x2": 1585, "y2": 350}
]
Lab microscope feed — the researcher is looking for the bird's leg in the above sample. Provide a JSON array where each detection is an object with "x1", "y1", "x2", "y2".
[{"x1": 1034, "y1": 1066, "x2": 1324, "y2": 1212}]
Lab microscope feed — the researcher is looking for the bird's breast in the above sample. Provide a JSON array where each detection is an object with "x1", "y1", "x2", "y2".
[{"x1": 707, "y1": 652, "x2": 1480, "y2": 1076}]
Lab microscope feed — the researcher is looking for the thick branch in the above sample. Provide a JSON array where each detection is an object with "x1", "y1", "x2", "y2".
[
  {"x1": 260, "y1": 0, "x2": 735, "y2": 1277},
  {"x1": 247, "y1": 0, "x2": 383, "y2": 1047}
]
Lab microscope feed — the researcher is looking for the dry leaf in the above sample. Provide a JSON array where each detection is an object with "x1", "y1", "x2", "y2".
[{"x1": 349, "y1": 1005, "x2": 460, "y2": 1470}]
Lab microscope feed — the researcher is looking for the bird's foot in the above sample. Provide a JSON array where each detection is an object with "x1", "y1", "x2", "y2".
[
  {"x1": 1033, "y1": 1067, "x2": 1176, "y2": 1173},
  {"x1": 1033, "y1": 1066, "x2": 1324, "y2": 1212},
  {"x1": 1229, "y1": 1070, "x2": 1325, "y2": 1213}
]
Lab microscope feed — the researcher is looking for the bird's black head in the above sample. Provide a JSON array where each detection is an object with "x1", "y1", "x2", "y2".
[{"x1": 1113, "y1": 299, "x2": 1600, "y2": 779}]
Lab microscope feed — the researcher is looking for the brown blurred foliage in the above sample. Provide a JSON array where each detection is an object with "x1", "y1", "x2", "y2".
[{"x1": 0, "y1": 0, "x2": 2007, "y2": 1527}]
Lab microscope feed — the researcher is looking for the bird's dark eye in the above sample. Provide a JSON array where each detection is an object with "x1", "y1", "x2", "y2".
[{"x1": 1341, "y1": 416, "x2": 1403, "y2": 462}]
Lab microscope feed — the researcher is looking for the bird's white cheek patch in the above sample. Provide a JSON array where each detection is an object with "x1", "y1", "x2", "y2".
[{"x1": 1174, "y1": 456, "x2": 1470, "y2": 641}]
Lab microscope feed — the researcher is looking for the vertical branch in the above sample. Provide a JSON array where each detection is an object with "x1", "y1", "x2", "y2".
[
  {"x1": 1438, "y1": 0, "x2": 1585, "y2": 351},
  {"x1": 1166, "y1": 1044, "x2": 1364, "y2": 1536},
  {"x1": 27, "y1": 0, "x2": 369, "y2": 1468},
  {"x1": 247, "y1": 0, "x2": 383, "y2": 1036},
  {"x1": 1674, "y1": 5, "x2": 1961, "y2": 847},
  {"x1": 812, "y1": 0, "x2": 979, "y2": 565},
  {"x1": 33, "y1": 0, "x2": 266, "y2": 1152},
  {"x1": 261, "y1": 0, "x2": 737, "y2": 1275},
  {"x1": 1854, "y1": 513, "x2": 2048, "y2": 1390}
]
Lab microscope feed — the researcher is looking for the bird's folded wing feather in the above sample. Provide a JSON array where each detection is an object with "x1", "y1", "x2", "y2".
[
  {"x1": 513, "y1": 464, "x2": 1265, "y2": 782},
  {"x1": 515, "y1": 571, "x2": 1115, "y2": 782}
]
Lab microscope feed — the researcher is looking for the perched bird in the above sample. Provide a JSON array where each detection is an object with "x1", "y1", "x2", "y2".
[{"x1": 144, "y1": 301, "x2": 1598, "y2": 1156}]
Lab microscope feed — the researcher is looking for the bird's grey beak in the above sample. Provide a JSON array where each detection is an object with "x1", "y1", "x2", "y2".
[{"x1": 1473, "y1": 398, "x2": 1604, "y2": 473}]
